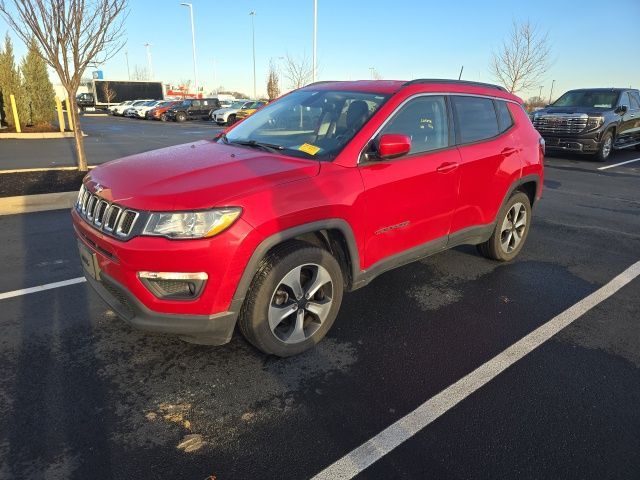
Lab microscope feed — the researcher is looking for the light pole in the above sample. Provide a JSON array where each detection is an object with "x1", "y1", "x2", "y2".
[
  {"x1": 181, "y1": 3, "x2": 199, "y2": 97},
  {"x1": 212, "y1": 58, "x2": 217, "y2": 94},
  {"x1": 312, "y1": 0, "x2": 317, "y2": 83},
  {"x1": 143, "y1": 43, "x2": 153, "y2": 79},
  {"x1": 249, "y1": 11, "x2": 256, "y2": 98},
  {"x1": 124, "y1": 49, "x2": 130, "y2": 80},
  {"x1": 538, "y1": 85, "x2": 543, "y2": 100},
  {"x1": 548, "y1": 79, "x2": 555, "y2": 104},
  {"x1": 369, "y1": 67, "x2": 374, "y2": 79}
]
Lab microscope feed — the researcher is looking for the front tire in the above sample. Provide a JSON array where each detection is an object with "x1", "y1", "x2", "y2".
[
  {"x1": 594, "y1": 131, "x2": 613, "y2": 162},
  {"x1": 227, "y1": 114, "x2": 236, "y2": 126},
  {"x1": 477, "y1": 191, "x2": 531, "y2": 262},
  {"x1": 238, "y1": 241, "x2": 344, "y2": 357},
  {"x1": 176, "y1": 112, "x2": 187, "y2": 122}
]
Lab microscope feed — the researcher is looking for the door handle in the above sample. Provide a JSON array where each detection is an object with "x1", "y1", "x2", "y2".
[{"x1": 436, "y1": 162, "x2": 459, "y2": 173}]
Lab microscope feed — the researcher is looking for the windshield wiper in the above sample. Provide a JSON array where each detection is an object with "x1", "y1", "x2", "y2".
[{"x1": 228, "y1": 139, "x2": 285, "y2": 153}]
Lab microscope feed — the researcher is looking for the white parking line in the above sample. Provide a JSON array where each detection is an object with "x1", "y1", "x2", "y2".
[
  {"x1": 0, "y1": 277, "x2": 86, "y2": 301},
  {"x1": 312, "y1": 260, "x2": 640, "y2": 480},
  {"x1": 597, "y1": 157, "x2": 640, "y2": 170}
]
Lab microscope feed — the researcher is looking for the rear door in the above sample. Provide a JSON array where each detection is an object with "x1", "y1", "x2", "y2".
[
  {"x1": 450, "y1": 96, "x2": 522, "y2": 234},
  {"x1": 619, "y1": 91, "x2": 640, "y2": 145},
  {"x1": 188, "y1": 100, "x2": 202, "y2": 119},
  {"x1": 358, "y1": 95, "x2": 461, "y2": 268}
]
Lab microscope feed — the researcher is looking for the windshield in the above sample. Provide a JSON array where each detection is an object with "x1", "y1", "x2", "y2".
[
  {"x1": 222, "y1": 89, "x2": 389, "y2": 160},
  {"x1": 229, "y1": 101, "x2": 246, "y2": 108},
  {"x1": 552, "y1": 91, "x2": 620, "y2": 109}
]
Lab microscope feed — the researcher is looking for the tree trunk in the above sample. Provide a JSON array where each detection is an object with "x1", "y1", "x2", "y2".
[{"x1": 66, "y1": 92, "x2": 88, "y2": 171}]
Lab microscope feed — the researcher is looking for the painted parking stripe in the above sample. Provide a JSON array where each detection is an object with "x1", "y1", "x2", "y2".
[
  {"x1": 597, "y1": 157, "x2": 640, "y2": 170},
  {"x1": 312, "y1": 260, "x2": 640, "y2": 480},
  {"x1": 0, "y1": 277, "x2": 86, "y2": 301}
]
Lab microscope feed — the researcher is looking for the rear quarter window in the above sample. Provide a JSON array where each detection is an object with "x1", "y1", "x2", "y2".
[
  {"x1": 495, "y1": 100, "x2": 514, "y2": 132},
  {"x1": 452, "y1": 96, "x2": 500, "y2": 144}
]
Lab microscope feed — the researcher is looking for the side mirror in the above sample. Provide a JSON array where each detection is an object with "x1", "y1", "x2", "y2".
[
  {"x1": 615, "y1": 105, "x2": 628, "y2": 114},
  {"x1": 376, "y1": 133, "x2": 412, "y2": 160}
]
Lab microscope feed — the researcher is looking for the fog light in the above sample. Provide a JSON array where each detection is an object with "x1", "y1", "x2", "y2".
[{"x1": 138, "y1": 271, "x2": 207, "y2": 300}]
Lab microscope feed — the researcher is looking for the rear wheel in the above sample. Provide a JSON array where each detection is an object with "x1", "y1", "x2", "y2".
[
  {"x1": 238, "y1": 241, "x2": 344, "y2": 357},
  {"x1": 477, "y1": 191, "x2": 531, "y2": 262},
  {"x1": 594, "y1": 131, "x2": 613, "y2": 162},
  {"x1": 160, "y1": 113, "x2": 167, "y2": 122}
]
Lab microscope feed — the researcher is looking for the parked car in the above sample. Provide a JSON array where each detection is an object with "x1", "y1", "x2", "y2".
[
  {"x1": 232, "y1": 100, "x2": 268, "y2": 124},
  {"x1": 73, "y1": 79, "x2": 544, "y2": 357},
  {"x1": 210, "y1": 99, "x2": 253, "y2": 125},
  {"x1": 165, "y1": 98, "x2": 222, "y2": 122},
  {"x1": 131, "y1": 100, "x2": 165, "y2": 119},
  {"x1": 123, "y1": 99, "x2": 155, "y2": 117},
  {"x1": 531, "y1": 88, "x2": 640, "y2": 161},
  {"x1": 146, "y1": 100, "x2": 182, "y2": 121},
  {"x1": 110, "y1": 100, "x2": 134, "y2": 116}
]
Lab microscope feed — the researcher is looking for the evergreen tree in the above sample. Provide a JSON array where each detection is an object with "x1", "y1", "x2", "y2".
[
  {"x1": 21, "y1": 37, "x2": 55, "y2": 125},
  {"x1": 0, "y1": 33, "x2": 23, "y2": 127}
]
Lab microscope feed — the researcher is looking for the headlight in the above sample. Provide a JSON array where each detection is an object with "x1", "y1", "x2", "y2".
[
  {"x1": 586, "y1": 116, "x2": 604, "y2": 131},
  {"x1": 143, "y1": 208, "x2": 241, "y2": 239}
]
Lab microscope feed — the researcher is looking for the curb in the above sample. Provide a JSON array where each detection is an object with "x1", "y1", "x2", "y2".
[
  {"x1": 0, "y1": 131, "x2": 87, "y2": 139},
  {"x1": 0, "y1": 166, "x2": 96, "y2": 174},
  {"x1": 0, "y1": 191, "x2": 77, "y2": 216}
]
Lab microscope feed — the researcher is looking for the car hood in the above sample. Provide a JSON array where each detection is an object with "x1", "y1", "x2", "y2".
[
  {"x1": 536, "y1": 106, "x2": 612, "y2": 116},
  {"x1": 84, "y1": 140, "x2": 320, "y2": 211},
  {"x1": 213, "y1": 107, "x2": 237, "y2": 114}
]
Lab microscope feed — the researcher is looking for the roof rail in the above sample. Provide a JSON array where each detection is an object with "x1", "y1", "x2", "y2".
[
  {"x1": 403, "y1": 79, "x2": 507, "y2": 92},
  {"x1": 304, "y1": 81, "x2": 338, "y2": 87}
]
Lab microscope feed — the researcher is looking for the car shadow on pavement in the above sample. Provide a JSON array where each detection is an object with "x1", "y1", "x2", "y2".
[{"x1": 5, "y1": 176, "x2": 113, "y2": 479}]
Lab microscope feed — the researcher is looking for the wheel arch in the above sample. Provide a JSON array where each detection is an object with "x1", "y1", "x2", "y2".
[{"x1": 230, "y1": 219, "x2": 361, "y2": 312}]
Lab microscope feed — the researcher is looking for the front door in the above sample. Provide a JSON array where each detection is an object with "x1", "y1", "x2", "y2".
[{"x1": 358, "y1": 95, "x2": 461, "y2": 269}]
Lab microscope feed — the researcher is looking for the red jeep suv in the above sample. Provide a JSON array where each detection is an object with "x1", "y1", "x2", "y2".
[{"x1": 73, "y1": 79, "x2": 544, "y2": 357}]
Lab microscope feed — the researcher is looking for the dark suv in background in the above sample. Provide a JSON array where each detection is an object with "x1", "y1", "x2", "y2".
[
  {"x1": 165, "y1": 98, "x2": 222, "y2": 122},
  {"x1": 531, "y1": 88, "x2": 640, "y2": 161}
]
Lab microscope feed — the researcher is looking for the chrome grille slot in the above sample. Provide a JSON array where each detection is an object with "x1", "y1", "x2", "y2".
[
  {"x1": 104, "y1": 205, "x2": 122, "y2": 231},
  {"x1": 94, "y1": 200, "x2": 109, "y2": 226},
  {"x1": 86, "y1": 195, "x2": 98, "y2": 220},
  {"x1": 116, "y1": 210, "x2": 138, "y2": 237},
  {"x1": 75, "y1": 186, "x2": 141, "y2": 240}
]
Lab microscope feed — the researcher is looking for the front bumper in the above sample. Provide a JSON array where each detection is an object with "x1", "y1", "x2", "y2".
[
  {"x1": 85, "y1": 270, "x2": 237, "y2": 344},
  {"x1": 541, "y1": 130, "x2": 603, "y2": 154},
  {"x1": 72, "y1": 208, "x2": 257, "y2": 344}
]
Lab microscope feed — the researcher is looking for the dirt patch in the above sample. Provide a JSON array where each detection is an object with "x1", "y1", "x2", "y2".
[
  {"x1": 1, "y1": 123, "x2": 60, "y2": 133},
  {"x1": 0, "y1": 170, "x2": 85, "y2": 197}
]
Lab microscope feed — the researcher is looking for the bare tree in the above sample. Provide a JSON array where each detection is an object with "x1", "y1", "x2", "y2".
[
  {"x1": 266, "y1": 59, "x2": 280, "y2": 101},
  {"x1": 490, "y1": 20, "x2": 551, "y2": 94},
  {"x1": 283, "y1": 53, "x2": 313, "y2": 90},
  {"x1": 0, "y1": 0, "x2": 128, "y2": 171},
  {"x1": 369, "y1": 67, "x2": 382, "y2": 80},
  {"x1": 101, "y1": 81, "x2": 116, "y2": 106},
  {"x1": 131, "y1": 64, "x2": 149, "y2": 81}
]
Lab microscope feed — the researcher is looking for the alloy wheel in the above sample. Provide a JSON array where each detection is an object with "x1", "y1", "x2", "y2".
[
  {"x1": 500, "y1": 202, "x2": 527, "y2": 254},
  {"x1": 268, "y1": 263, "x2": 333, "y2": 345}
]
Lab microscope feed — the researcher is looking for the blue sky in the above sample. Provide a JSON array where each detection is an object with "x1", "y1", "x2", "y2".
[{"x1": 1, "y1": 0, "x2": 639, "y2": 100}]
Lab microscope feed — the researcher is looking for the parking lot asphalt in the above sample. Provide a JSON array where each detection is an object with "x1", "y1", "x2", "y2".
[
  {"x1": 0, "y1": 148, "x2": 639, "y2": 478},
  {"x1": 0, "y1": 115, "x2": 224, "y2": 170}
]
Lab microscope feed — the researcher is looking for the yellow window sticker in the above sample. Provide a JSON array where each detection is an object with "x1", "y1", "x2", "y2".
[{"x1": 299, "y1": 143, "x2": 321, "y2": 155}]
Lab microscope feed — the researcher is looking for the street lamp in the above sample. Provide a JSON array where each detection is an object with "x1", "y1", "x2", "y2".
[
  {"x1": 181, "y1": 3, "x2": 199, "y2": 97},
  {"x1": 548, "y1": 79, "x2": 555, "y2": 105},
  {"x1": 125, "y1": 49, "x2": 130, "y2": 80},
  {"x1": 312, "y1": 0, "x2": 317, "y2": 83},
  {"x1": 143, "y1": 43, "x2": 153, "y2": 79},
  {"x1": 249, "y1": 11, "x2": 256, "y2": 98}
]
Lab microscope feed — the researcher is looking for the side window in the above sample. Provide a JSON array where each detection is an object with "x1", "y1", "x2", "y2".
[
  {"x1": 618, "y1": 92, "x2": 630, "y2": 107},
  {"x1": 628, "y1": 92, "x2": 640, "y2": 110},
  {"x1": 379, "y1": 95, "x2": 449, "y2": 155},
  {"x1": 452, "y1": 96, "x2": 499, "y2": 144},
  {"x1": 495, "y1": 100, "x2": 514, "y2": 132},
  {"x1": 191, "y1": 100, "x2": 201, "y2": 108}
]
